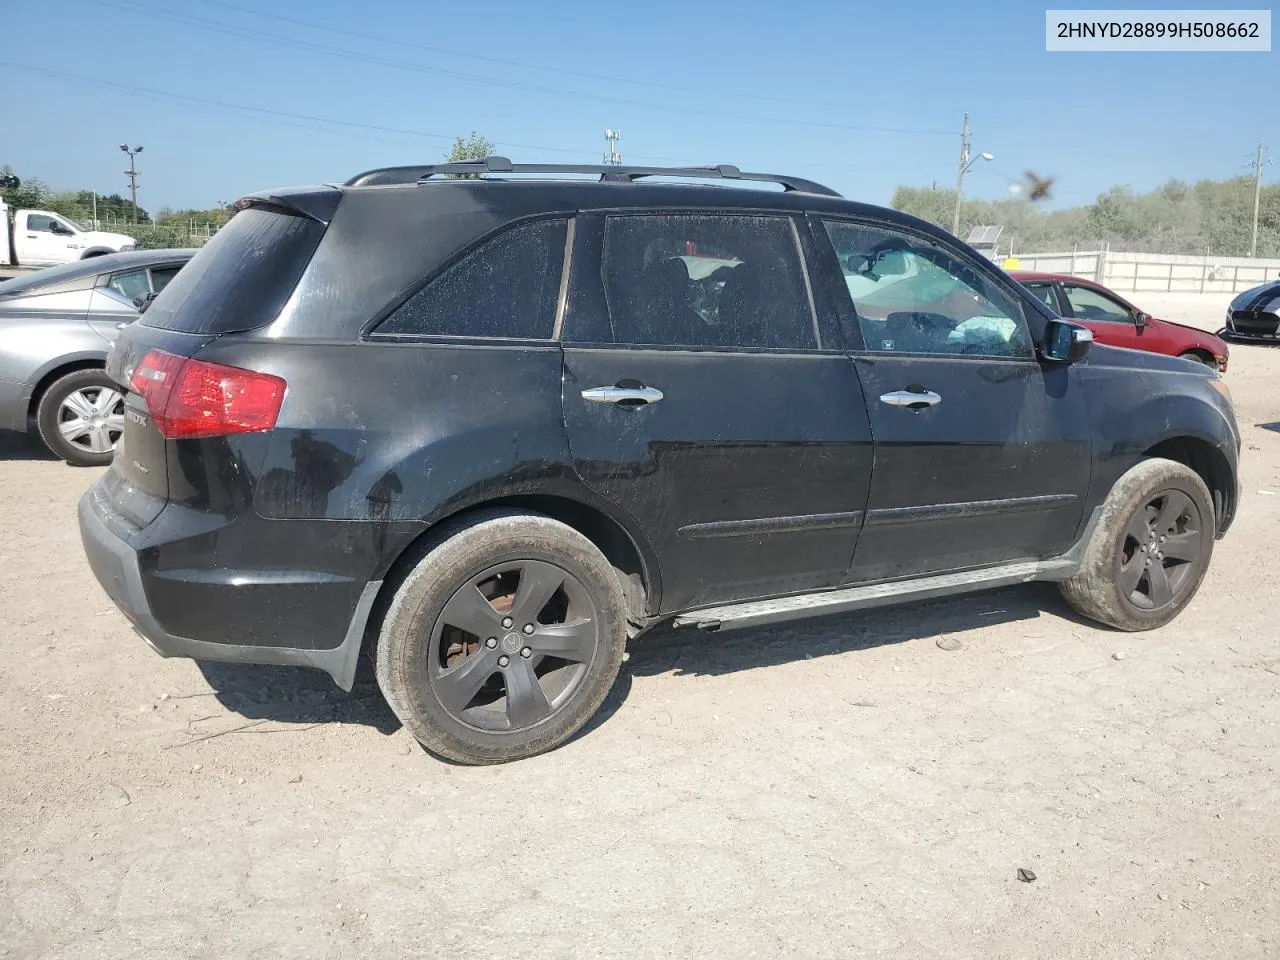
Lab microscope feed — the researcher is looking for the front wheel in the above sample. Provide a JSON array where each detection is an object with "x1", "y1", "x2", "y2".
[
  {"x1": 35, "y1": 369, "x2": 125, "y2": 467},
  {"x1": 1060, "y1": 458, "x2": 1215, "y2": 631},
  {"x1": 1179, "y1": 350, "x2": 1216, "y2": 368},
  {"x1": 375, "y1": 510, "x2": 629, "y2": 764}
]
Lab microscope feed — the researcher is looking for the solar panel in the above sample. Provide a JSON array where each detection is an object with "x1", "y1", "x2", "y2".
[{"x1": 966, "y1": 225, "x2": 1004, "y2": 245}]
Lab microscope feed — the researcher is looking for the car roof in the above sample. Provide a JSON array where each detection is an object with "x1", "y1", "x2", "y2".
[{"x1": 0, "y1": 249, "x2": 197, "y2": 296}]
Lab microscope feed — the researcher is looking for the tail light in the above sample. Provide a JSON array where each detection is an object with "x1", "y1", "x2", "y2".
[{"x1": 129, "y1": 349, "x2": 285, "y2": 439}]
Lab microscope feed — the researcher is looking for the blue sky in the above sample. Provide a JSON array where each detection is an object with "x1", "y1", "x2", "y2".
[{"x1": 3, "y1": 0, "x2": 1275, "y2": 212}]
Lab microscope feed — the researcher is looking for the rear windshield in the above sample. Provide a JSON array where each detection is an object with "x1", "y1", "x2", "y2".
[{"x1": 141, "y1": 205, "x2": 325, "y2": 334}]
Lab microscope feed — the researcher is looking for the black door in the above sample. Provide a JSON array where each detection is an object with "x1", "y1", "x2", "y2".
[
  {"x1": 559, "y1": 212, "x2": 873, "y2": 612},
  {"x1": 811, "y1": 216, "x2": 1092, "y2": 583}
]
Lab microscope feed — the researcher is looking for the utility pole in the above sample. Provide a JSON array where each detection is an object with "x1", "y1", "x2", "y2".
[
  {"x1": 120, "y1": 144, "x2": 143, "y2": 223},
  {"x1": 952, "y1": 113, "x2": 970, "y2": 236},
  {"x1": 951, "y1": 113, "x2": 993, "y2": 237},
  {"x1": 1249, "y1": 142, "x2": 1271, "y2": 258},
  {"x1": 603, "y1": 129, "x2": 622, "y2": 165}
]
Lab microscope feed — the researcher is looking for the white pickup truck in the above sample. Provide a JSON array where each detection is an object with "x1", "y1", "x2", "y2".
[{"x1": 1, "y1": 198, "x2": 136, "y2": 267}]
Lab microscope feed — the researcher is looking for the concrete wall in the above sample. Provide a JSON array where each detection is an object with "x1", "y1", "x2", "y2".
[{"x1": 1005, "y1": 247, "x2": 1280, "y2": 295}]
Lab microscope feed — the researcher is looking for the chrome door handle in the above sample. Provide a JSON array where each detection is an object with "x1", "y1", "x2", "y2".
[
  {"x1": 581, "y1": 385, "x2": 664, "y2": 406},
  {"x1": 879, "y1": 389, "x2": 942, "y2": 409}
]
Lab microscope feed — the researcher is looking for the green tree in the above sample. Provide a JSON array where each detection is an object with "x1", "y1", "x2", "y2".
[{"x1": 444, "y1": 133, "x2": 496, "y2": 178}]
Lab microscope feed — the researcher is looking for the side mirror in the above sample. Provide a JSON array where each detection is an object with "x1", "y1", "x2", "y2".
[
  {"x1": 133, "y1": 291, "x2": 159, "y2": 313},
  {"x1": 1041, "y1": 318, "x2": 1093, "y2": 363},
  {"x1": 1134, "y1": 312, "x2": 1149, "y2": 328}
]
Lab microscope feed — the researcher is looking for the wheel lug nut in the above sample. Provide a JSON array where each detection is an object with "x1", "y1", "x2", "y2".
[
  {"x1": 520, "y1": 647, "x2": 532, "y2": 659},
  {"x1": 522, "y1": 623, "x2": 534, "y2": 634},
  {"x1": 498, "y1": 655, "x2": 509, "y2": 667},
  {"x1": 485, "y1": 637, "x2": 497, "y2": 649},
  {"x1": 501, "y1": 617, "x2": 513, "y2": 628},
  {"x1": 1160, "y1": 536, "x2": 1166, "y2": 542}
]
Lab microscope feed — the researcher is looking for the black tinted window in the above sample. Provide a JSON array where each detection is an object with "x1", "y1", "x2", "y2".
[
  {"x1": 142, "y1": 206, "x2": 325, "y2": 335},
  {"x1": 376, "y1": 219, "x2": 567, "y2": 339},
  {"x1": 150, "y1": 266, "x2": 181, "y2": 292},
  {"x1": 602, "y1": 214, "x2": 816, "y2": 350}
]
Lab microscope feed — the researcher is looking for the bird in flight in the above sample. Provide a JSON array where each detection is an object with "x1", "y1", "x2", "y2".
[{"x1": 1024, "y1": 171, "x2": 1055, "y2": 202}]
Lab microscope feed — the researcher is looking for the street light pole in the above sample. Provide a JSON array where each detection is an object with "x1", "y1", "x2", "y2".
[{"x1": 120, "y1": 144, "x2": 143, "y2": 223}]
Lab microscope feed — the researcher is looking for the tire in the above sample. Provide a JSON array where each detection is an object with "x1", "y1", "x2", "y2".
[
  {"x1": 375, "y1": 510, "x2": 629, "y2": 764},
  {"x1": 1059, "y1": 457, "x2": 1215, "y2": 631},
  {"x1": 1179, "y1": 350, "x2": 1215, "y2": 368},
  {"x1": 35, "y1": 369, "x2": 125, "y2": 467}
]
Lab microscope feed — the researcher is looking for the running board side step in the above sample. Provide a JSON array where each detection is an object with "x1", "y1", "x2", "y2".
[{"x1": 671, "y1": 559, "x2": 1077, "y2": 633}]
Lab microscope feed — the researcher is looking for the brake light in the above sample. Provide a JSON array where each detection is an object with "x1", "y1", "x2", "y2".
[{"x1": 129, "y1": 349, "x2": 285, "y2": 439}]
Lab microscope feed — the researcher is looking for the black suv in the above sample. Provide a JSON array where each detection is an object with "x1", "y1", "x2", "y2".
[{"x1": 79, "y1": 159, "x2": 1240, "y2": 764}]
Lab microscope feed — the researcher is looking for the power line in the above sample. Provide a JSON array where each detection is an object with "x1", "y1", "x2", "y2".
[
  {"x1": 81, "y1": 0, "x2": 956, "y2": 138},
  {"x1": 188, "y1": 0, "x2": 857, "y2": 112}
]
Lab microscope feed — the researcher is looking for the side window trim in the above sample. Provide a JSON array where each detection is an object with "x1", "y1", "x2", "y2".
[
  {"x1": 818, "y1": 215, "x2": 1038, "y2": 362},
  {"x1": 597, "y1": 210, "x2": 822, "y2": 353},
  {"x1": 364, "y1": 214, "x2": 572, "y2": 343},
  {"x1": 551, "y1": 218, "x2": 576, "y2": 341}
]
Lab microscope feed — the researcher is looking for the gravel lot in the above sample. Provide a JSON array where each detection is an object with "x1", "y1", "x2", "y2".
[{"x1": 2, "y1": 293, "x2": 1278, "y2": 959}]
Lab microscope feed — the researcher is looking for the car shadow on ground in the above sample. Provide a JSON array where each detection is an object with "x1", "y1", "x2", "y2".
[
  {"x1": 192, "y1": 583, "x2": 1088, "y2": 751},
  {"x1": 1257, "y1": 422, "x2": 1280, "y2": 434},
  {"x1": 195, "y1": 655, "x2": 401, "y2": 736},
  {"x1": 0, "y1": 431, "x2": 56, "y2": 461},
  {"x1": 624, "y1": 582, "x2": 1089, "y2": 680}
]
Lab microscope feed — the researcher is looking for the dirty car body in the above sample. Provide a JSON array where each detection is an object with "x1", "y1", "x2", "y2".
[{"x1": 78, "y1": 161, "x2": 1241, "y2": 762}]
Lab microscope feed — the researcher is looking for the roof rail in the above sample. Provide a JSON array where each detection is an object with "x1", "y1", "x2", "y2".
[{"x1": 344, "y1": 156, "x2": 841, "y2": 197}]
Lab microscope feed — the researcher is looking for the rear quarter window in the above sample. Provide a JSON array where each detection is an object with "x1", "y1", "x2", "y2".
[
  {"x1": 141, "y1": 206, "x2": 325, "y2": 335},
  {"x1": 373, "y1": 218, "x2": 567, "y2": 340}
]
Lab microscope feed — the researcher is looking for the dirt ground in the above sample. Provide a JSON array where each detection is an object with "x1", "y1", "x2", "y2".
[{"x1": 2, "y1": 294, "x2": 1278, "y2": 959}]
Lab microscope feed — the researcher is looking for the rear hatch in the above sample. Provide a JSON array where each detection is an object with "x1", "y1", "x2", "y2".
[{"x1": 102, "y1": 201, "x2": 331, "y2": 528}]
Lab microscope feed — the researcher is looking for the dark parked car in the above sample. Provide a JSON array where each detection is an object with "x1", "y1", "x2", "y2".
[
  {"x1": 0, "y1": 250, "x2": 195, "y2": 465},
  {"x1": 79, "y1": 159, "x2": 1240, "y2": 764},
  {"x1": 1223, "y1": 278, "x2": 1280, "y2": 341},
  {"x1": 1010, "y1": 272, "x2": 1229, "y2": 372}
]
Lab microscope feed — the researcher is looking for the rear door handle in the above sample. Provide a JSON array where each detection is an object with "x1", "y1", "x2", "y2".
[
  {"x1": 879, "y1": 389, "x2": 942, "y2": 409},
  {"x1": 581, "y1": 385, "x2": 664, "y2": 407}
]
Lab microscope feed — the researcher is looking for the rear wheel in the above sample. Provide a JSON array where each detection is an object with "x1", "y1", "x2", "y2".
[
  {"x1": 1060, "y1": 458, "x2": 1214, "y2": 631},
  {"x1": 35, "y1": 369, "x2": 125, "y2": 467},
  {"x1": 375, "y1": 510, "x2": 629, "y2": 764}
]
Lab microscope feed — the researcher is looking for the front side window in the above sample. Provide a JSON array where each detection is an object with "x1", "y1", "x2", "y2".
[
  {"x1": 27, "y1": 214, "x2": 56, "y2": 233},
  {"x1": 106, "y1": 269, "x2": 151, "y2": 303},
  {"x1": 601, "y1": 214, "x2": 816, "y2": 350},
  {"x1": 1063, "y1": 284, "x2": 1133, "y2": 323},
  {"x1": 376, "y1": 218, "x2": 567, "y2": 339},
  {"x1": 823, "y1": 220, "x2": 1033, "y2": 358}
]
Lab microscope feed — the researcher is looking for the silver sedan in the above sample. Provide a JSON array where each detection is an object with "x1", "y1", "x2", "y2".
[{"x1": 0, "y1": 250, "x2": 194, "y2": 465}]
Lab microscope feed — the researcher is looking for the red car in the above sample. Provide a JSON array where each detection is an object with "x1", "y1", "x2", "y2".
[{"x1": 1011, "y1": 272, "x2": 1229, "y2": 372}]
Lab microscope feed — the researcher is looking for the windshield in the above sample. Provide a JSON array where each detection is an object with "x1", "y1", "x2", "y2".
[{"x1": 60, "y1": 215, "x2": 90, "y2": 232}]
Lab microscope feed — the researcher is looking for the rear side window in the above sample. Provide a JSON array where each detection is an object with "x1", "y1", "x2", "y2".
[
  {"x1": 375, "y1": 218, "x2": 567, "y2": 340},
  {"x1": 142, "y1": 206, "x2": 325, "y2": 335},
  {"x1": 601, "y1": 214, "x2": 816, "y2": 350}
]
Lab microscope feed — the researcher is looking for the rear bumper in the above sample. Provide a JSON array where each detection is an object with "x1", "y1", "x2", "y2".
[{"x1": 78, "y1": 487, "x2": 379, "y2": 690}]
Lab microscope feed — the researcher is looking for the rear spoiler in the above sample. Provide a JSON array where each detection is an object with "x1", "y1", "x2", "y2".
[{"x1": 234, "y1": 186, "x2": 342, "y2": 225}]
